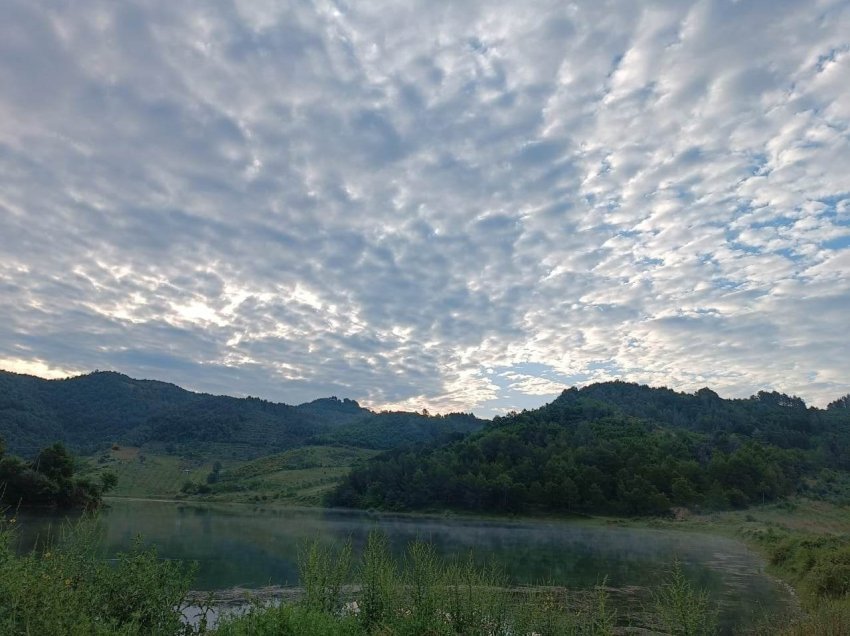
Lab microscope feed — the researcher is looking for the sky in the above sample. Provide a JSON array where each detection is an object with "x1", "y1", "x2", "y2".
[{"x1": 1, "y1": 0, "x2": 849, "y2": 416}]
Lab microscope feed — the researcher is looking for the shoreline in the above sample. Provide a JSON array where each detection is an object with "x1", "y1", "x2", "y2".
[{"x1": 103, "y1": 494, "x2": 844, "y2": 619}]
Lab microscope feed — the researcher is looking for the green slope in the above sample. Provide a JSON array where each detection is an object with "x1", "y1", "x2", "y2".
[
  {"x1": 0, "y1": 370, "x2": 371, "y2": 457},
  {"x1": 318, "y1": 411, "x2": 486, "y2": 449},
  {"x1": 331, "y1": 382, "x2": 850, "y2": 516}
]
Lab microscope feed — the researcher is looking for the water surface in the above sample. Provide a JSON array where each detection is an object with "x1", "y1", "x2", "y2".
[{"x1": 12, "y1": 499, "x2": 791, "y2": 631}]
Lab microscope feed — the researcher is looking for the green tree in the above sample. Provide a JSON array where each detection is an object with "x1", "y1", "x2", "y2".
[
  {"x1": 671, "y1": 477, "x2": 699, "y2": 506},
  {"x1": 99, "y1": 470, "x2": 118, "y2": 493},
  {"x1": 34, "y1": 443, "x2": 74, "y2": 482}
]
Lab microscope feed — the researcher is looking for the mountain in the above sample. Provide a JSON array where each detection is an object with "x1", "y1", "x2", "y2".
[
  {"x1": 554, "y1": 382, "x2": 812, "y2": 445},
  {"x1": 295, "y1": 397, "x2": 372, "y2": 427},
  {"x1": 318, "y1": 410, "x2": 485, "y2": 449},
  {"x1": 0, "y1": 370, "x2": 480, "y2": 459},
  {"x1": 330, "y1": 381, "x2": 850, "y2": 516},
  {"x1": 0, "y1": 370, "x2": 335, "y2": 456}
]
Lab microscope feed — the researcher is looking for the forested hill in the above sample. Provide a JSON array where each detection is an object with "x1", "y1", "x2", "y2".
[
  {"x1": 317, "y1": 411, "x2": 485, "y2": 449},
  {"x1": 0, "y1": 370, "x2": 482, "y2": 458},
  {"x1": 330, "y1": 382, "x2": 850, "y2": 516},
  {"x1": 553, "y1": 382, "x2": 850, "y2": 455},
  {"x1": 0, "y1": 370, "x2": 367, "y2": 456}
]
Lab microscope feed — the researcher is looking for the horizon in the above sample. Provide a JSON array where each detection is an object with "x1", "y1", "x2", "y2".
[
  {"x1": 2, "y1": 366, "x2": 841, "y2": 416},
  {"x1": 1, "y1": 1, "x2": 849, "y2": 418}
]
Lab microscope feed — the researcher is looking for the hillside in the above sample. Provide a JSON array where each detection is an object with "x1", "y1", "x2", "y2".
[
  {"x1": 0, "y1": 370, "x2": 488, "y2": 461},
  {"x1": 330, "y1": 382, "x2": 850, "y2": 515},
  {"x1": 318, "y1": 411, "x2": 485, "y2": 449},
  {"x1": 86, "y1": 444, "x2": 379, "y2": 505},
  {"x1": 0, "y1": 370, "x2": 374, "y2": 457}
]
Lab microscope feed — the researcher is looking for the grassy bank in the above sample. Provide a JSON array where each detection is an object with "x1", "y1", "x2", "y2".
[
  {"x1": 729, "y1": 501, "x2": 850, "y2": 634},
  {"x1": 618, "y1": 498, "x2": 850, "y2": 634}
]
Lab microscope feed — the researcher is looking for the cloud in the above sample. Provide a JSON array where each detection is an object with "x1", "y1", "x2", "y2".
[{"x1": 0, "y1": 0, "x2": 849, "y2": 415}]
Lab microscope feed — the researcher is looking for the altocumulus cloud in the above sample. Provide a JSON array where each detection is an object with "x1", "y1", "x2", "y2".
[{"x1": 0, "y1": 0, "x2": 849, "y2": 415}]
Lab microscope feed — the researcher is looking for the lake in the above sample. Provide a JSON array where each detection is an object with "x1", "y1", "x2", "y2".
[{"x1": 12, "y1": 499, "x2": 792, "y2": 631}]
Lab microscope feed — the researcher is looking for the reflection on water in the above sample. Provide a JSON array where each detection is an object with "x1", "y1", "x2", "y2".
[{"x1": 11, "y1": 500, "x2": 791, "y2": 631}]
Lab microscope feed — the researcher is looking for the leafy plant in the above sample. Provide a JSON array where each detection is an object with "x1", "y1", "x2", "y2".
[
  {"x1": 299, "y1": 537, "x2": 352, "y2": 613},
  {"x1": 652, "y1": 559, "x2": 716, "y2": 635},
  {"x1": 0, "y1": 514, "x2": 198, "y2": 635}
]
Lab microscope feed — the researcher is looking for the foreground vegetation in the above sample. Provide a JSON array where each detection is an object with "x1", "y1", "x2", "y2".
[
  {"x1": 4, "y1": 501, "x2": 850, "y2": 634},
  {"x1": 0, "y1": 514, "x2": 724, "y2": 635},
  {"x1": 0, "y1": 516, "x2": 197, "y2": 635}
]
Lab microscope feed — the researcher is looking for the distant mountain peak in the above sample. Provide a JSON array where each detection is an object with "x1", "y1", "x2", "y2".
[{"x1": 300, "y1": 396, "x2": 362, "y2": 410}]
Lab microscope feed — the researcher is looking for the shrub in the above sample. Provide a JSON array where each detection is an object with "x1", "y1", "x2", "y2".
[
  {"x1": 0, "y1": 515, "x2": 198, "y2": 636},
  {"x1": 357, "y1": 531, "x2": 398, "y2": 630},
  {"x1": 299, "y1": 537, "x2": 352, "y2": 613},
  {"x1": 652, "y1": 560, "x2": 717, "y2": 635},
  {"x1": 214, "y1": 604, "x2": 360, "y2": 636}
]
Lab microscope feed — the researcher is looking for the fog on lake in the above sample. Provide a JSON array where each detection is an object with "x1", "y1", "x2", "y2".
[{"x1": 12, "y1": 499, "x2": 791, "y2": 631}]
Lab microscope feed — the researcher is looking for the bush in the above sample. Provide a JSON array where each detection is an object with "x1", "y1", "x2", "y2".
[
  {"x1": 299, "y1": 537, "x2": 352, "y2": 613},
  {"x1": 214, "y1": 604, "x2": 360, "y2": 636},
  {"x1": 356, "y1": 532, "x2": 397, "y2": 629},
  {"x1": 0, "y1": 515, "x2": 198, "y2": 636},
  {"x1": 652, "y1": 560, "x2": 717, "y2": 635},
  {"x1": 808, "y1": 548, "x2": 850, "y2": 599}
]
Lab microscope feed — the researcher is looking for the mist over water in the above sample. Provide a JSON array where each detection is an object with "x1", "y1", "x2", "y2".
[{"x1": 12, "y1": 499, "x2": 791, "y2": 631}]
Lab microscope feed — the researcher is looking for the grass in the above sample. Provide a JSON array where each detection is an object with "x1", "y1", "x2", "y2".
[
  {"x1": 86, "y1": 447, "x2": 216, "y2": 498},
  {"x1": 0, "y1": 513, "x2": 199, "y2": 635},
  {"x1": 182, "y1": 446, "x2": 378, "y2": 505},
  {"x1": 81, "y1": 445, "x2": 376, "y2": 505},
  {"x1": 220, "y1": 446, "x2": 379, "y2": 482},
  {"x1": 214, "y1": 532, "x2": 633, "y2": 636},
  {"x1": 622, "y1": 497, "x2": 850, "y2": 635},
  {"x1": 652, "y1": 559, "x2": 717, "y2": 635}
]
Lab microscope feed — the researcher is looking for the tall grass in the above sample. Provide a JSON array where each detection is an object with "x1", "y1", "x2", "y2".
[
  {"x1": 651, "y1": 559, "x2": 716, "y2": 635},
  {"x1": 0, "y1": 513, "x2": 199, "y2": 635},
  {"x1": 217, "y1": 531, "x2": 623, "y2": 635},
  {"x1": 357, "y1": 531, "x2": 397, "y2": 629},
  {"x1": 299, "y1": 536, "x2": 352, "y2": 613},
  {"x1": 777, "y1": 599, "x2": 850, "y2": 636}
]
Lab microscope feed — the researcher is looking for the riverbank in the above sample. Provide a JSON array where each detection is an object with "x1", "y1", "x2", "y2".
[
  {"x1": 182, "y1": 582, "x2": 659, "y2": 632},
  {"x1": 183, "y1": 497, "x2": 848, "y2": 633},
  {"x1": 610, "y1": 498, "x2": 850, "y2": 634}
]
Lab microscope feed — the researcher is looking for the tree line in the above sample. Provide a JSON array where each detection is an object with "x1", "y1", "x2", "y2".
[
  {"x1": 330, "y1": 383, "x2": 850, "y2": 516},
  {"x1": 0, "y1": 437, "x2": 115, "y2": 509}
]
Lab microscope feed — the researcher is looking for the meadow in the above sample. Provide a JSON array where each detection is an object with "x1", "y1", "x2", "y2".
[{"x1": 87, "y1": 444, "x2": 377, "y2": 505}]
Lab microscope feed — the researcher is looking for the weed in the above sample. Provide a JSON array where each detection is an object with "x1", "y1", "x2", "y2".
[{"x1": 651, "y1": 559, "x2": 716, "y2": 635}]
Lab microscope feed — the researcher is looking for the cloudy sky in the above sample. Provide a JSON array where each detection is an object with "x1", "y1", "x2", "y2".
[{"x1": 1, "y1": 0, "x2": 849, "y2": 415}]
